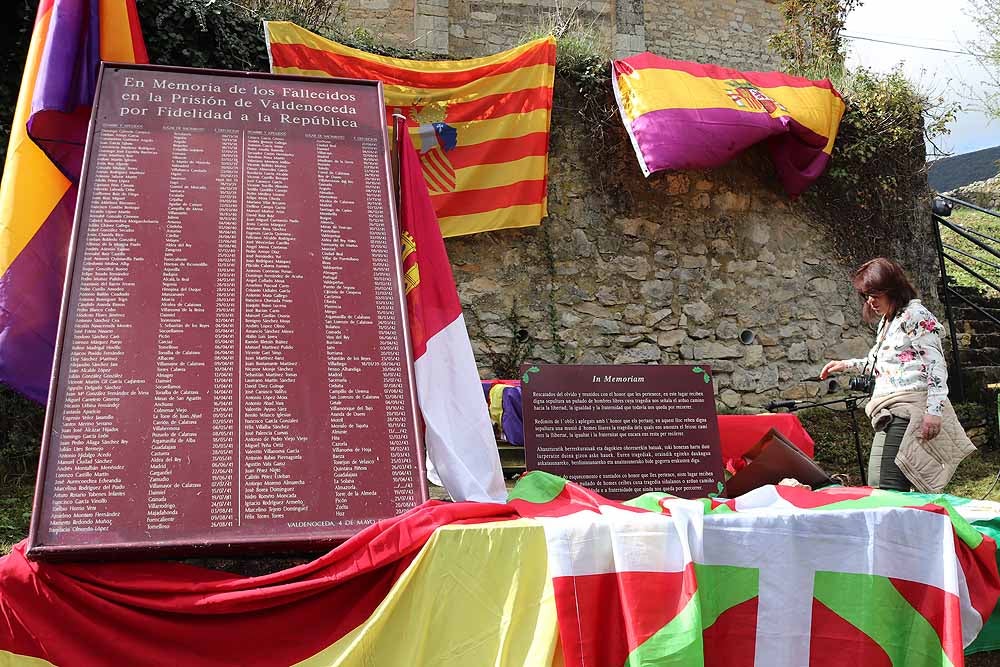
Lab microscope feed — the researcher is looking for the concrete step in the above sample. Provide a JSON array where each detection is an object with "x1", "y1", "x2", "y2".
[
  {"x1": 966, "y1": 332, "x2": 1000, "y2": 348},
  {"x1": 498, "y1": 444, "x2": 525, "y2": 476},
  {"x1": 951, "y1": 306, "x2": 1000, "y2": 331},
  {"x1": 959, "y1": 347, "x2": 1000, "y2": 366}
]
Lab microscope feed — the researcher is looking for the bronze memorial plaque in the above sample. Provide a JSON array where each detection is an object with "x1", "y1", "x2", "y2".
[
  {"x1": 28, "y1": 64, "x2": 426, "y2": 559},
  {"x1": 522, "y1": 364, "x2": 723, "y2": 499}
]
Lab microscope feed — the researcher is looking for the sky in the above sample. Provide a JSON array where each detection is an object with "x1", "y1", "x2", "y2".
[{"x1": 844, "y1": 0, "x2": 1000, "y2": 157}]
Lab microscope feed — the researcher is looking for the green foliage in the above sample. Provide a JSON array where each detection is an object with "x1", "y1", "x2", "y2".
[
  {"x1": 0, "y1": 477, "x2": 34, "y2": 555},
  {"x1": 0, "y1": 0, "x2": 36, "y2": 168},
  {"x1": 941, "y1": 207, "x2": 1000, "y2": 295},
  {"x1": 768, "y1": 0, "x2": 860, "y2": 80},
  {"x1": 0, "y1": 384, "x2": 45, "y2": 480},
  {"x1": 136, "y1": 0, "x2": 269, "y2": 71},
  {"x1": 770, "y1": 0, "x2": 958, "y2": 263}
]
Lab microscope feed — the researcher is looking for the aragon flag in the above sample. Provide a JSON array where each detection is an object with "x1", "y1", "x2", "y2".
[
  {"x1": 264, "y1": 21, "x2": 556, "y2": 237},
  {"x1": 0, "y1": 0, "x2": 147, "y2": 401},
  {"x1": 398, "y1": 125, "x2": 507, "y2": 503},
  {"x1": 612, "y1": 52, "x2": 845, "y2": 196}
]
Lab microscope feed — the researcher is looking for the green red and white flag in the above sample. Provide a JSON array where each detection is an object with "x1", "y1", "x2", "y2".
[{"x1": 0, "y1": 473, "x2": 997, "y2": 666}]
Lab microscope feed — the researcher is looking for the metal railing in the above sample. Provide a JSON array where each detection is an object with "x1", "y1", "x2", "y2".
[{"x1": 932, "y1": 194, "x2": 1000, "y2": 401}]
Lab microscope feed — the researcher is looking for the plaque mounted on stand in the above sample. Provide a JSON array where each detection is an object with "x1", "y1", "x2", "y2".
[
  {"x1": 28, "y1": 64, "x2": 427, "y2": 560},
  {"x1": 521, "y1": 364, "x2": 724, "y2": 499}
]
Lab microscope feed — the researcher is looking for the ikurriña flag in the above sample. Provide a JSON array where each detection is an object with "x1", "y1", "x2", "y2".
[
  {"x1": 0, "y1": 0, "x2": 147, "y2": 401},
  {"x1": 264, "y1": 21, "x2": 555, "y2": 237},
  {"x1": 398, "y1": 126, "x2": 506, "y2": 503},
  {"x1": 612, "y1": 53, "x2": 845, "y2": 196}
]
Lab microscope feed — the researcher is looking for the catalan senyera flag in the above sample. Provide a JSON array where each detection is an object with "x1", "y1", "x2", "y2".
[
  {"x1": 398, "y1": 126, "x2": 506, "y2": 503},
  {"x1": 0, "y1": 473, "x2": 998, "y2": 665},
  {"x1": 265, "y1": 22, "x2": 555, "y2": 237},
  {"x1": 0, "y1": 0, "x2": 147, "y2": 402},
  {"x1": 612, "y1": 53, "x2": 845, "y2": 196}
]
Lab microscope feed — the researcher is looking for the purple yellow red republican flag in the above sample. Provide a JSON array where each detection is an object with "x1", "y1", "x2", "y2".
[
  {"x1": 612, "y1": 53, "x2": 845, "y2": 196},
  {"x1": 264, "y1": 22, "x2": 556, "y2": 237},
  {"x1": 0, "y1": 0, "x2": 147, "y2": 402}
]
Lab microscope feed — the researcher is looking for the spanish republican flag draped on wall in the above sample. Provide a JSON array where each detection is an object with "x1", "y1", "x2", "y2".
[
  {"x1": 265, "y1": 22, "x2": 556, "y2": 237},
  {"x1": 0, "y1": 0, "x2": 147, "y2": 401},
  {"x1": 398, "y1": 125, "x2": 506, "y2": 503},
  {"x1": 612, "y1": 53, "x2": 845, "y2": 196}
]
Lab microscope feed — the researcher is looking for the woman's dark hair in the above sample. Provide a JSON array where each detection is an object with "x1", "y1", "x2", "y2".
[{"x1": 851, "y1": 257, "x2": 918, "y2": 323}]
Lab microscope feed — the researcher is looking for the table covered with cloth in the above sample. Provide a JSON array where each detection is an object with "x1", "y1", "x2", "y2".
[{"x1": 3, "y1": 471, "x2": 999, "y2": 666}]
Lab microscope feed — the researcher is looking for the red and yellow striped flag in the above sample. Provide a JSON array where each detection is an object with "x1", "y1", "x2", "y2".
[{"x1": 265, "y1": 22, "x2": 555, "y2": 237}]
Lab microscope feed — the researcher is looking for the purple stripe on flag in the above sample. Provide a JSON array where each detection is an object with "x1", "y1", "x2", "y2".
[
  {"x1": 629, "y1": 107, "x2": 831, "y2": 195},
  {"x1": 0, "y1": 189, "x2": 77, "y2": 403},
  {"x1": 28, "y1": 0, "x2": 100, "y2": 180},
  {"x1": 32, "y1": 0, "x2": 99, "y2": 116}
]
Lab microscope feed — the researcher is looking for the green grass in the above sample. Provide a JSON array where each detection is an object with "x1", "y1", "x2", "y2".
[
  {"x1": 800, "y1": 403, "x2": 1000, "y2": 500},
  {"x1": 0, "y1": 475, "x2": 34, "y2": 554},
  {"x1": 941, "y1": 207, "x2": 1000, "y2": 294}
]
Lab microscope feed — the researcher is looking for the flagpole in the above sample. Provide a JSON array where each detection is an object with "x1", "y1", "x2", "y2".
[{"x1": 391, "y1": 113, "x2": 406, "y2": 229}]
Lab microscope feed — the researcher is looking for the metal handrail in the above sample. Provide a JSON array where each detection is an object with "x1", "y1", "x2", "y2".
[
  {"x1": 943, "y1": 251, "x2": 1000, "y2": 294},
  {"x1": 944, "y1": 285, "x2": 1000, "y2": 329},
  {"x1": 933, "y1": 196, "x2": 1000, "y2": 403},
  {"x1": 937, "y1": 215, "x2": 1000, "y2": 263},
  {"x1": 939, "y1": 193, "x2": 1000, "y2": 221},
  {"x1": 943, "y1": 243, "x2": 1000, "y2": 273}
]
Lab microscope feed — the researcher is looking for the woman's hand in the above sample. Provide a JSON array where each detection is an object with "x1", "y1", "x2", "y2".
[
  {"x1": 820, "y1": 360, "x2": 849, "y2": 379},
  {"x1": 920, "y1": 414, "x2": 942, "y2": 440}
]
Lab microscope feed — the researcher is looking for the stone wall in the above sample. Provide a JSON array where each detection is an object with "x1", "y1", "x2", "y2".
[
  {"x1": 643, "y1": 0, "x2": 781, "y2": 69},
  {"x1": 343, "y1": 0, "x2": 781, "y2": 68},
  {"x1": 445, "y1": 83, "x2": 936, "y2": 410}
]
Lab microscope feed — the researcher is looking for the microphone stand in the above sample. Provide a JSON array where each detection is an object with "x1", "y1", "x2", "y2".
[{"x1": 774, "y1": 394, "x2": 868, "y2": 486}]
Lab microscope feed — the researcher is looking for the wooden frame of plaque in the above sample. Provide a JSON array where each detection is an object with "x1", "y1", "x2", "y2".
[{"x1": 28, "y1": 63, "x2": 428, "y2": 560}]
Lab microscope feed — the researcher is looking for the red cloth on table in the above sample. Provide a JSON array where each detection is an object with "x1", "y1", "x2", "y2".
[{"x1": 717, "y1": 414, "x2": 815, "y2": 460}]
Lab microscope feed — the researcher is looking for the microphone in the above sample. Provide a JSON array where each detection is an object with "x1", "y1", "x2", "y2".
[{"x1": 766, "y1": 400, "x2": 798, "y2": 411}]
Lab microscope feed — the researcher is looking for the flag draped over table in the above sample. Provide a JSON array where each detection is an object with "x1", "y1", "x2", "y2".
[
  {"x1": 0, "y1": 0, "x2": 147, "y2": 402},
  {"x1": 2, "y1": 474, "x2": 999, "y2": 666},
  {"x1": 264, "y1": 22, "x2": 556, "y2": 237},
  {"x1": 398, "y1": 126, "x2": 506, "y2": 502},
  {"x1": 612, "y1": 53, "x2": 845, "y2": 196}
]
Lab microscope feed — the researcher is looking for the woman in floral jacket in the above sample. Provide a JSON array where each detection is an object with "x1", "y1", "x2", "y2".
[{"x1": 820, "y1": 257, "x2": 959, "y2": 490}]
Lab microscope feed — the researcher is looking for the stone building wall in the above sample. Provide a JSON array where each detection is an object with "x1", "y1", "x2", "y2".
[
  {"x1": 445, "y1": 84, "x2": 935, "y2": 410},
  {"x1": 343, "y1": 0, "x2": 781, "y2": 69},
  {"x1": 643, "y1": 0, "x2": 781, "y2": 69}
]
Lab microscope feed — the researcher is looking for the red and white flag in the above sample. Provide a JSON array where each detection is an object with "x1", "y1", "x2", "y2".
[{"x1": 398, "y1": 129, "x2": 506, "y2": 502}]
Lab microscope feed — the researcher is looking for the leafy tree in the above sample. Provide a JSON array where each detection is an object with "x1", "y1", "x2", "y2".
[
  {"x1": 966, "y1": 0, "x2": 1000, "y2": 118},
  {"x1": 768, "y1": 0, "x2": 862, "y2": 79}
]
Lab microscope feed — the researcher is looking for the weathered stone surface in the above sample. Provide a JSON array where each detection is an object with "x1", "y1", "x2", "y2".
[
  {"x1": 683, "y1": 301, "x2": 714, "y2": 324},
  {"x1": 623, "y1": 304, "x2": 646, "y2": 324},
  {"x1": 657, "y1": 330, "x2": 687, "y2": 347},
  {"x1": 645, "y1": 307, "x2": 672, "y2": 327},
  {"x1": 787, "y1": 341, "x2": 809, "y2": 361},
  {"x1": 614, "y1": 342, "x2": 662, "y2": 363},
  {"x1": 692, "y1": 341, "x2": 744, "y2": 359},
  {"x1": 719, "y1": 388, "x2": 741, "y2": 408},
  {"x1": 435, "y1": 49, "x2": 932, "y2": 407},
  {"x1": 831, "y1": 336, "x2": 872, "y2": 360},
  {"x1": 640, "y1": 279, "x2": 674, "y2": 303}
]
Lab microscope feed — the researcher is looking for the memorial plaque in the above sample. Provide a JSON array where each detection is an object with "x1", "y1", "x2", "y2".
[
  {"x1": 522, "y1": 364, "x2": 724, "y2": 499},
  {"x1": 28, "y1": 64, "x2": 427, "y2": 559}
]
